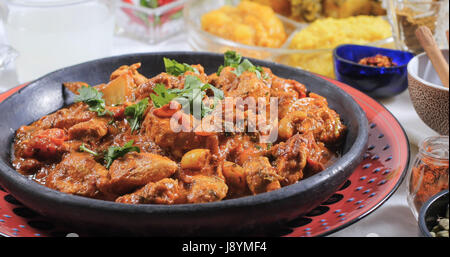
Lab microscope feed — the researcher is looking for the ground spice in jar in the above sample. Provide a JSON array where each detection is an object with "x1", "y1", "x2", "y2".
[
  {"x1": 410, "y1": 156, "x2": 449, "y2": 210},
  {"x1": 396, "y1": 6, "x2": 438, "y2": 54}
]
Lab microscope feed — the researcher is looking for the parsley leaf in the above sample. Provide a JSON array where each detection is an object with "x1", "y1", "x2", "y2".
[
  {"x1": 224, "y1": 50, "x2": 243, "y2": 66},
  {"x1": 233, "y1": 59, "x2": 257, "y2": 77},
  {"x1": 150, "y1": 83, "x2": 178, "y2": 108},
  {"x1": 80, "y1": 144, "x2": 99, "y2": 157},
  {"x1": 125, "y1": 98, "x2": 149, "y2": 133},
  {"x1": 177, "y1": 76, "x2": 224, "y2": 119},
  {"x1": 233, "y1": 59, "x2": 266, "y2": 79},
  {"x1": 164, "y1": 57, "x2": 199, "y2": 76},
  {"x1": 104, "y1": 140, "x2": 140, "y2": 169},
  {"x1": 74, "y1": 86, "x2": 112, "y2": 116},
  {"x1": 217, "y1": 51, "x2": 242, "y2": 75},
  {"x1": 149, "y1": 75, "x2": 224, "y2": 120},
  {"x1": 217, "y1": 51, "x2": 268, "y2": 79}
]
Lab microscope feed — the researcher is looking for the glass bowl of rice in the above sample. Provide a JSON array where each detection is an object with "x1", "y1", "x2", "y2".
[{"x1": 185, "y1": 0, "x2": 394, "y2": 78}]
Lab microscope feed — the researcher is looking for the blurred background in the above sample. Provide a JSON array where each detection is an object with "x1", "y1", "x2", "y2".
[{"x1": 0, "y1": 0, "x2": 448, "y2": 91}]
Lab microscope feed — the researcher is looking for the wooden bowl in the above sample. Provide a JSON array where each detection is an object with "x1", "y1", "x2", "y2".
[{"x1": 408, "y1": 49, "x2": 449, "y2": 136}]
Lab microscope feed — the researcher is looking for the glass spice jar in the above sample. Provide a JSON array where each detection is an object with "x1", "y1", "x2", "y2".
[{"x1": 407, "y1": 136, "x2": 449, "y2": 219}]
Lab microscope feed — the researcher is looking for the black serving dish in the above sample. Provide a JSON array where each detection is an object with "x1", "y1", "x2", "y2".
[
  {"x1": 419, "y1": 190, "x2": 449, "y2": 237},
  {"x1": 0, "y1": 52, "x2": 368, "y2": 236}
]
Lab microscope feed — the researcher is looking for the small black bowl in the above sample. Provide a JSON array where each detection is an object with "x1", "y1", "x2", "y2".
[
  {"x1": 333, "y1": 44, "x2": 414, "y2": 99},
  {"x1": 0, "y1": 52, "x2": 368, "y2": 236},
  {"x1": 418, "y1": 190, "x2": 449, "y2": 237}
]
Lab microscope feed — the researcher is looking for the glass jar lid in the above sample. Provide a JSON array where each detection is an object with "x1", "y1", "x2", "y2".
[{"x1": 419, "y1": 136, "x2": 449, "y2": 161}]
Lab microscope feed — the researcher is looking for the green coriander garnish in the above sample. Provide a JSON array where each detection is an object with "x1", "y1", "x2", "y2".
[
  {"x1": 74, "y1": 86, "x2": 112, "y2": 116},
  {"x1": 150, "y1": 83, "x2": 179, "y2": 108},
  {"x1": 232, "y1": 59, "x2": 263, "y2": 78},
  {"x1": 217, "y1": 51, "x2": 268, "y2": 79},
  {"x1": 150, "y1": 75, "x2": 224, "y2": 120},
  {"x1": 125, "y1": 98, "x2": 149, "y2": 133},
  {"x1": 217, "y1": 51, "x2": 242, "y2": 75},
  {"x1": 164, "y1": 57, "x2": 199, "y2": 76},
  {"x1": 104, "y1": 140, "x2": 140, "y2": 169},
  {"x1": 79, "y1": 144, "x2": 99, "y2": 157}
]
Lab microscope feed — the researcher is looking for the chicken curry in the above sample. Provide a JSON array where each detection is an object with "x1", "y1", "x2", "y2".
[{"x1": 12, "y1": 52, "x2": 346, "y2": 205}]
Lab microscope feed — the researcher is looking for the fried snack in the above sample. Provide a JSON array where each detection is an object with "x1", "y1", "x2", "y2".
[{"x1": 201, "y1": 1, "x2": 287, "y2": 48}]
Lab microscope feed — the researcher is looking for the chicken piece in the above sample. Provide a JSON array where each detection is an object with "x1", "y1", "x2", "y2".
[
  {"x1": 185, "y1": 175, "x2": 228, "y2": 203},
  {"x1": 46, "y1": 152, "x2": 112, "y2": 200},
  {"x1": 302, "y1": 134, "x2": 335, "y2": 177},
  {"x1": 13, "y1": 103, "x2": 95, "y2": 161},
  {"x1": 272, "y1": 133, "x2": 334, "y2": 185},
  {"x1": 278, "y1": 95, "x2": 346, "y2": 144},
  {"x1": 242, "y1": 156, "x2": 281, "y2": 194},
  {"x1": 135, "y1": 73, "x2": 182, "y2": 101},
  {"x1": 52, "y1": 103, "x2": 97, "y2": 130},
  {"x1": 15, "y1": 102, "x2": 95, "y2": 133},
  {"x1": 135, "y1": 67, "x2": 209, "y2": 101},
  {"x1": 222, "y1": 161, "x2": 249, "y2": 198},
  {"x1": 213, "y1": 67, "x2": 270, "y2": 101},
  {"x1": 63, "y1": 81, "x2": 90, "y2": 95},
  {"x1": 271, "y1": 75, "x2": 307, "y2": 119},
  {"x1": 13, "y1": 119, "x2": 71, "y2": 174},
  {"x1": 14, "y1": 128, "x2": 68, "y2": 162},
  {"x1": 218, "y1": 134, "x2": 266, "y2": 166},
  {"x1": 105, "y1": 152, "x2": 178, "y2": 195},
  {"x1": 68, "y1": 118, "x2": 108, "y2": 143},
  {"x1": 142, "y1": 109, "x2": 217, "y2": 160},
  {"x1": 271, "y1": 133, "x2": 309, "y2": 186},
  {"x1": 278, "y1": 111, "x2": 307, "y2": 140},
  {"x1": 12, "y1": 158, "x2": 42, "y2": 175},
  {"x1": 270, "y1": 75, "x2": 307, "y2": 100},
  {"x1": 110, "y1": 133, "x2": 166, "y2": 156},
  {"x1": 115, "y1": 178, "x2": 185, "y2": 205}
]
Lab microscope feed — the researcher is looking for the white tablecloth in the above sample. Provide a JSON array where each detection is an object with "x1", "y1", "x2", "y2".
[{"x1": 0, "y1": 29, "x2": 441, "y2": 237}]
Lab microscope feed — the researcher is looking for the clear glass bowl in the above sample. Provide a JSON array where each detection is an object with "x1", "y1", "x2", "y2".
[
  {"x1": 184, "y1": 0, "x2": 395, "y2": 78},
  {"x1": 115, "y1": 0, "x2": 188, "y2": 44},
  {"x1": 0, "y1": 44, "x2": 18, "y2": 71},
  {"x1": 1, "y1": 0, "x2": 115, "y2": 83}
]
